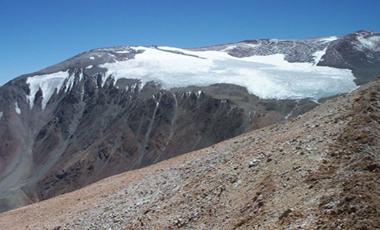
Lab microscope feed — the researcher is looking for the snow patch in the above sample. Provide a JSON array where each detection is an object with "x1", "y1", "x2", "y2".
[
  {"x1": 86, "y1": 65, "x2": 93, "y2": 69},
  {"x1": 319, "y1": 36, "x2": 338, "y2": 43},
  {"x1": 196, "y1": 90, "x2": 202, "y2": 99},
  {"x1": 65, "y1": 75, "x2": 75, "y2": 92},
  {"x1": 101, "y1": 46, "x2": 356, "y2": 100},
  {"x1": 312, "y1": 47, "x2": 328, "y2": 65},
  {"x1": 27, "y1": 71, "x2": 69, "y2": 110},
  {"x1": 0, "y1": 112, "x2": 3, "y2": 119},
  {"x1": 89, "y1": 57, "x2": 95, "y2": 60},
  {"x1": 356, "y1": 36, "x2": 380, "y2": 52},
  {"x1": 242, "y1": 43, "x2": 260, "y2": 48},
  {"x1": 221, "y1": 45, "x2": 237, "y2": 52},
  {"x1": 14, "y1": 102, "x2": 21, "y2": 114},
  {"x1": 116, "y1": 50, "x2": 131, "y2": 54}
]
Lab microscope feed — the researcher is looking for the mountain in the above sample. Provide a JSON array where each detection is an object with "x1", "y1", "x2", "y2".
[
  {"x1": 0, "y1": 30, "x2": 379, "y2": 213},
  {"x1": 1, "y1": 72, "x2": 379, "y2": 230}
]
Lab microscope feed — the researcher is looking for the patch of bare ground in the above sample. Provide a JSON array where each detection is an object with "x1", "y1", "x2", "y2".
[{"x1": 1, "y1": 77, "x2": 380, "y2": 229}]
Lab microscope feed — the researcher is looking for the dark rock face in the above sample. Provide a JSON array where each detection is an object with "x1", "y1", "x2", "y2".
[
  {"x1": 227, "y1": 38, "x2": 328, "y2": 63},
  {"x1": 0, "y1": 71, "x2": 310, "y2": 213},
  {"x1": 318, "y1": 31, "x2": 380, "y2": 85},
  {"x1": 319, "y1": 31, "x2": 380, "y2": 68},
  {"x1": 0, "y1": 31, "x2": 379, "y2": 213}
]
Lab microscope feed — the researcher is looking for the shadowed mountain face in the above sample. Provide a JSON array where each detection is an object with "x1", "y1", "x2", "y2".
[
  {"x1": 0, "y1": 30, "x2": 379, "y2": 213},
  {"x1": 1, "y1": 72, "x2": 380, "y2": 230}
]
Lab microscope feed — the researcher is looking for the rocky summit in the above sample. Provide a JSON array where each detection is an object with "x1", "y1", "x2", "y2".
[{"x1": 0, "y1": 30, "x2": 379, "y2": 214}]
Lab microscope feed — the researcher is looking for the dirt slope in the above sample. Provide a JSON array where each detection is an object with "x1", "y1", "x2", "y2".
[{"x1": 1, "y1": 77, "x2": 380, "y2": 229}]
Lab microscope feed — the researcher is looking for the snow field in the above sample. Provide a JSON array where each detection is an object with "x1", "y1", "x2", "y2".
[
  {"x1": 26, "y1": 44, "x2": 358, "y2": 110},
  {"x1": 101, "y1": 46, "x2": 356, "y2": 100}
]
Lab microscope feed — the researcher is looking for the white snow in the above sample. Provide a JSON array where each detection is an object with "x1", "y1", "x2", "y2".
[
  {"x1": 26, "y1": 71, "x2": 69, "y2": 110},
  {"x1": 312, "y1": 47, "x2": 328, "y2": 65},
  {"x1": 66, "y1": 76, "x2": 74, "y2": 93},
  {"x1": 101, "y1": 46, "x2": 356, "y2": 100},
  {"x1": 0, "y1": 112, "x2": 3, "y2": 119},
  {"x1": 64, "y1": 72, "x2": 83, "y2": 92},
  {"x1": 86, "y1": 65, "x2": 93, "y2": 69},
  {"x1": 312, "y1": 37, "x2": 338, "y2": 65},
  {"x1": 221, "y1": 43, "x2": 259, "y2": 52},
  {"x1": 116, "y1": 50, "x2": 131, "y2": 54},
  {"x1": 14, "y1": 102, "x2": 21, "y2": 114},
  {"x1": 89, "y1": 57, "x2": 95, "y2": 60},
  {"x1": 356, "y1": 36, "x2": 380, "y2": 52},
  {"x1": 243, "y1": 43, "x2": 260, "y2": 48},
  {"x1": 319, "y1": 36, "x2": 338, "y2": 43},
  {"x1": 221, "y1": 45, "x2": 237, "y2": 51}
]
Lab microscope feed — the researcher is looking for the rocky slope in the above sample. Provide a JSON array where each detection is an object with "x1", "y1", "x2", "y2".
[
  {"x1": 1, "y1": 76, "x2": 379, "y2": 229},
  {"x1": 0, "y1": 30, "x2": 379, "y2": 213}
]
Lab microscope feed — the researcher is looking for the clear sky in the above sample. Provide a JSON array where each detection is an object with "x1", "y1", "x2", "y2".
[{"x1": 0, "y1": 0, "x2": 379, "y2": 86}]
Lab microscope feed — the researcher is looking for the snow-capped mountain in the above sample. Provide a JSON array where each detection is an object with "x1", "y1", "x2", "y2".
[{"x1": 0, "y1": 30, "x2": 379, "y2": 213}]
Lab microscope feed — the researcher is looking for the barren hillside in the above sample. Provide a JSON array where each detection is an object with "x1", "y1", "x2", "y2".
[{"x1": 1, "y1": 77, "x2": 380, "y2": 229}]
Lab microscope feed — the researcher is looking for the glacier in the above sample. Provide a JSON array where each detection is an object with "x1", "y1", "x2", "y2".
[
  {"x1": 101, "y1": 46, "x2": 356, "y2": 99},
  {"x1": 26, "y1": 44, "x2": 357, "y2": 110}
]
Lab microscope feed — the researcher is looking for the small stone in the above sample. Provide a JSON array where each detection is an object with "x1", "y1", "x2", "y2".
[
  {"x1": 249, "y1": 158, "x2": 260, "y2": 168},
  {"x1": 279, "y1": 209, "x2": 292, "y2": 220}
]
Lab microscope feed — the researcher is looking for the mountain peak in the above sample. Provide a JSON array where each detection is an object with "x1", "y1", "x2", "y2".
[{"x1": 354, "y1": 30, "x2": 378, "y2": 36}]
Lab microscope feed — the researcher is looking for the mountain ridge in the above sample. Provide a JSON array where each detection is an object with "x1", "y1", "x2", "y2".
[
  {"x1": 0, "y1": 30, "x2": 379, "y2": 213},
  {"x1": 14, "y1": 30, "x2": 378, "y2": 80}
]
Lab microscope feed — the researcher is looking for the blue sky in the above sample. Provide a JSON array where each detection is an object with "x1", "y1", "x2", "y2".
[{"x1": 0, "y1": 0, "x2": 379, "y2": 86}]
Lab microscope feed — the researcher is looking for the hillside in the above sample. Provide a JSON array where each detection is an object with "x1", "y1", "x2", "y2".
[
  {"x1": 1, "y1": 31, "x2": 379, "y2": 213},
  {"x1": 1, "y1": 75, "x2": 379, "y2": 229}
]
